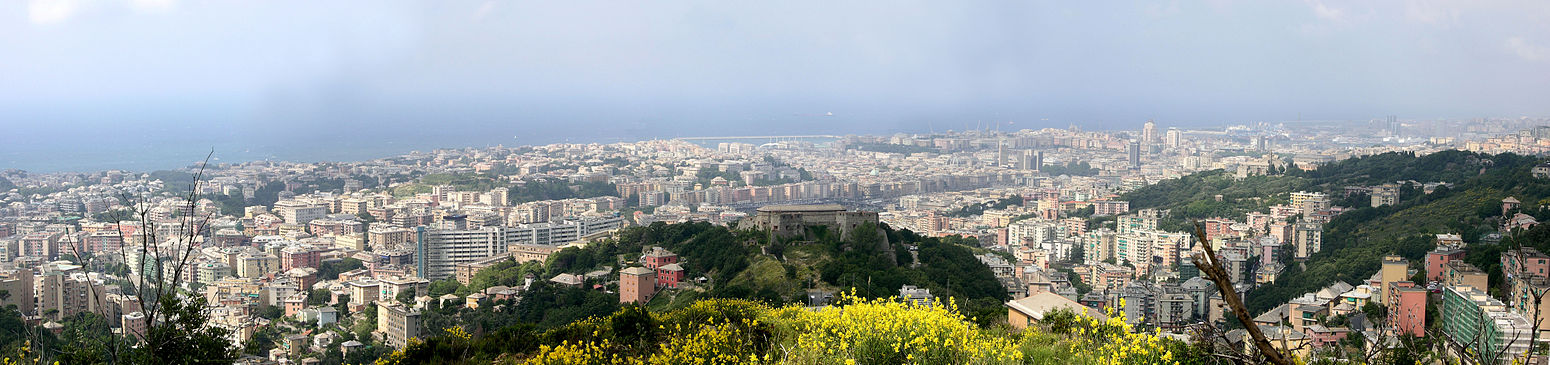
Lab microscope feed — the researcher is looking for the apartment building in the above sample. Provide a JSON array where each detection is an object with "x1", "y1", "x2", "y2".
[{"x1": 375, "y1": 302, "x2": 422, "y2": 349}]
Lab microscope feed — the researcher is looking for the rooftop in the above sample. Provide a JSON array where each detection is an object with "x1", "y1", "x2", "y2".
[
  {"x1": 1006, "y1": 291, "x2": 1108, "y2": 321},
  {"x1": 755, "y1": 204, "x2": 847, "y2": 213},
  {"x1": 621, "y1": 267, "x2": 654, "y2": 276},
  {"x1": 1445, "y1": 260, "x2": 1485, "y2": 273}
]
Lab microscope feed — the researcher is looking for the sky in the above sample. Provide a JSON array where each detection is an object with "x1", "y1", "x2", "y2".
[{"x1": 2, "y1": 0, "x2": 1550, "y2": 171}]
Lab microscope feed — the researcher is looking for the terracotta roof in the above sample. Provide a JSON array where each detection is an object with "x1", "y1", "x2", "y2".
[{"x1": 1006, "y1": 291, "x2": 1107, "y2": 321}]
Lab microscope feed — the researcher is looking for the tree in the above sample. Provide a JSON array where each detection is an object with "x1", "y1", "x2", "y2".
[
  {"x1": 91, "y1": 209, "x2": 134, "y2": 223},
  {"x1": 256, "y1": 305, "x2": 284, "y2": 320},
  {"x1": 353, "y1": 306, "x2": 377, "y2": 340},
  {"x1": 131, "y1": 293, "x2": 239, "y2": 363},
  {"x1": 334, "y1": 294, "x2": 351, "y2": 316},
  {"x1": 307, "y1": 289, "x2": 331, "y2": 306},
  {"x1": 397, "y1": 290, "x2": 416, "y2": 305},
  {"x1": 51, "y1": 151, "x2": 239, "y2": 364},
  {"x1": 318, "y1": 258, "x2": 365, "y2": 280},
  {"x1": 429, "y1": 278, "x2": 463, "y2": 296}
]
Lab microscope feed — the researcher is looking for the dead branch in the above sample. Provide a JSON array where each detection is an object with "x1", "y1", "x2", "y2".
[{"x1": 1190, "y1": 222, "x2": 1291, "y2": 365}]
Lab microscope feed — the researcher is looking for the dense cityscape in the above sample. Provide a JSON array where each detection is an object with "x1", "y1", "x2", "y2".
[
  {"x1": 4, "y1": 115, "x2": 1550, "y2": 363},
  {"x1": 7, "y1": 1, "x2": 1550, "y2": 364}
]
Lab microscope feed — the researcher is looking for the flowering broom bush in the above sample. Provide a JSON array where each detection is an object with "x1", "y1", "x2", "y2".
[
  {"x1": 1024, "y1": 299, "x2": 1203, "y2": 365},
  {"x1": 776, "y1": 291, "x2": 1023, "y2": 364},
  {"x1": 469, "y1": 294, "x2": 1202, "y2": 364}
]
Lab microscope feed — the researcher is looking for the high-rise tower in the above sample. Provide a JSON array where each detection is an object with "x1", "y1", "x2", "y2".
[
  {"x1": 1142, "y1": 120, "x2": 1158, "y2": 144},
  {"x1": 1127, "y1": 141, "x2": 1141, "y2": 168}
]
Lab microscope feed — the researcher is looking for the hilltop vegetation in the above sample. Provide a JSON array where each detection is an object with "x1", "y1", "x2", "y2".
[
  {"x1": 418, "y1": 220, "x2": 1013, "y2": 346},
  {"x1": 1118, "y1": 150, "x2": 1550, "y2": 313},
  {"x1": 378, "y1": 296, "x2": 1201, "y2": 365},
  {"x1": 1253, "y1": 152, "x2": 1550, "y2": 312},
  {"x1": 1121, "y1": 171, "x2": 1305, "y2": 231},
  {"x1": 1039, "y1": 161, "x2": 1102, "y2": 177}
]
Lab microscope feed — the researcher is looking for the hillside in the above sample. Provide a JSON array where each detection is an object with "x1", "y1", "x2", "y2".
[
  {"x1": 1120, "y1": 170, "x2": 1307, "y2": 231},
  {"x1": 1118, "y1": 150, "x2": 1550, "y2": 313},
  {"x1": 376, "y1": 296, "x2": 1199, "y2": 365},
  {"x1": 418, "y1": 220, "x2": 1013, "y2": 344}
]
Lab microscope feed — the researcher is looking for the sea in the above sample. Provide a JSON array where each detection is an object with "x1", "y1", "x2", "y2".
[{"x1": 1, "y1": 112, "x2": 911, "y2": 173}]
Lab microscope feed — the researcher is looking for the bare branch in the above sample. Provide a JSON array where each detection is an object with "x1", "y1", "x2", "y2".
[{"x1": 1189, "y1": 222, "x2": 1291, "y2": 365}]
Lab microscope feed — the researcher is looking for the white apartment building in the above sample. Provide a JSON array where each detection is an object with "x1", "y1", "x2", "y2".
[
  {"x1": 416, "y1": 216, "x2": 624, "y2": 279},
  {"x1": 274, "y1": 200, "x2": 328, "y2": 225}
]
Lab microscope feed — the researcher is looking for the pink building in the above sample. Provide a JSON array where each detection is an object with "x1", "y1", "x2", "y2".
[
  {"x1": 1202, "y1": 218, "x2": 1235, "y2": 241},
  {"x1": 657, "y1": 263, "x2": 685, "y2": 288},
  {"x1": 1386, "y1": 281, "x2": 1427, "y2": 337},
  {"x1": 84, "y1": 231, "x2": 123, "y2": 253},
  {"x1": 1305, "y1": 325, "x2": 1350, "y2": 348},
  {"x1": 1503, "y1": 247, "x2": 1550, "y2": 279},
  {"x1": 1061, "y1": 218, "x2": 1087, "y2": 237},
  {"x1": 1091, "y1": 200, "x2": 1130, "y2": 216},
  {"x1": 619, "y1": 267, "x2": 656, "y2": 304},
  {"x1": 281, "y1": 247, "x2": 322, "y2": 271},
  {"x1": 21, "y1": 232, "x2": 61, "y2": 260},
  {"x1": 1425, "y1": 248, "x2": 1465, "y2": 282},
  {"x1": 1267, "y1": 221, "x2": 1292, "y2": 244},
  {"x1": 641, "y1": 247, "x2": 679, "y2": 270},
  {"x1": 1260, "y1": 242, "x2": 1277, "y2": 266}
]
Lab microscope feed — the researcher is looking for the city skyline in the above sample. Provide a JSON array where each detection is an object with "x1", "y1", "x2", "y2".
[{"x1": 0, "y1": 115, "x2": 1473, "y2": 173}]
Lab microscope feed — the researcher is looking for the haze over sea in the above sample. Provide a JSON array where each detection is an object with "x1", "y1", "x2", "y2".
[{"x1": 1, "y1": 104, "x2": 1024, "y2": 173}]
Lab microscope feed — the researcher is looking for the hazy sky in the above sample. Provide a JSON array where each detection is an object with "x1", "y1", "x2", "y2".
[{"x1": 3, "y1": 1, "x2": 1550, "y2": 170}]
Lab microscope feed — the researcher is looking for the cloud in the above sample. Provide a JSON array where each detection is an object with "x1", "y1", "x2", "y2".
[
  {"x1": 1403, "y1": 0, "x2": 1459, "y2": 25},
  {"x1": 28, "y1": 0, "x2": 79, "y2": 24},
  {"x1": 1144, "y1": 1, "x2": 1181, "y2": 18},
  {"x1": 130, "y1": 0, "x2": 176, "y2": 14},
  {"x1": 1306, "y1": 0, "x2": 1347, "y2": 22},
  {"x1": 1507, "y1": 36, "x2": 1550, "y2": 61},
  {"x1": 473, "y1": 1, "x2": 495, "y2": 21},
  {"x1": 28, "y1": 0, "x2": 174, "y2": 24}
]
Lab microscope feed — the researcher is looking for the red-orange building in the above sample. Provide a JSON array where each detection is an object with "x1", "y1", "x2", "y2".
[
  {"x1": 657, "y1": 263, "x2": 685, "y2": 288},
  {"x1": 1426, "y1": 248, "x2": 1465, "y2": 282},
  {"x1": 642, "y1": 247, "x2": 678, "y2": 270},
  {"x1": 1387, "y1": 281, "x2": 1427, "y2": 337},
  {"x1": 281, "y1": 246, "x2": 323, "y2": 271}
]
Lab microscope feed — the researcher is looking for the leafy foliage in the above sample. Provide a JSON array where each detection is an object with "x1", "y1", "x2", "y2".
[
  {"x1": 1040, "y1": 161, "x2": 1101, "y2": 176},
  {"x1": 130, "y1": 294, "x2": 240, "y2": 364},
  {"x1": 384, "y1": 295, "x2": 1198, "y2": 365},
  {"x1": 317, "y1": 258, "x2": 364, "y2": 281},
  {"x1": 507, "y1": 179, "x2": 617, "y2": 205},
  {"x1": 1120, "y1": 170, "x2": 1305, "y2": 230},
  {"x1": 945, "y1": 196, "x2": 1024, "y2": 218},
  {"x1": 91, "y1": 209, "x2": 135, "y2": 223},
  {"x1": 508, "y1": 280, "x2": 621, "y2": 329}
]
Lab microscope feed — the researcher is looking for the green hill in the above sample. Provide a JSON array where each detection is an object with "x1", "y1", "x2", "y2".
[
  {"x1": 420, "y1": 220, "x2": 1013, "y2": 344},
  {"x1": 1118, "y1": 150, "x2": 1550, "y2": 313}
]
